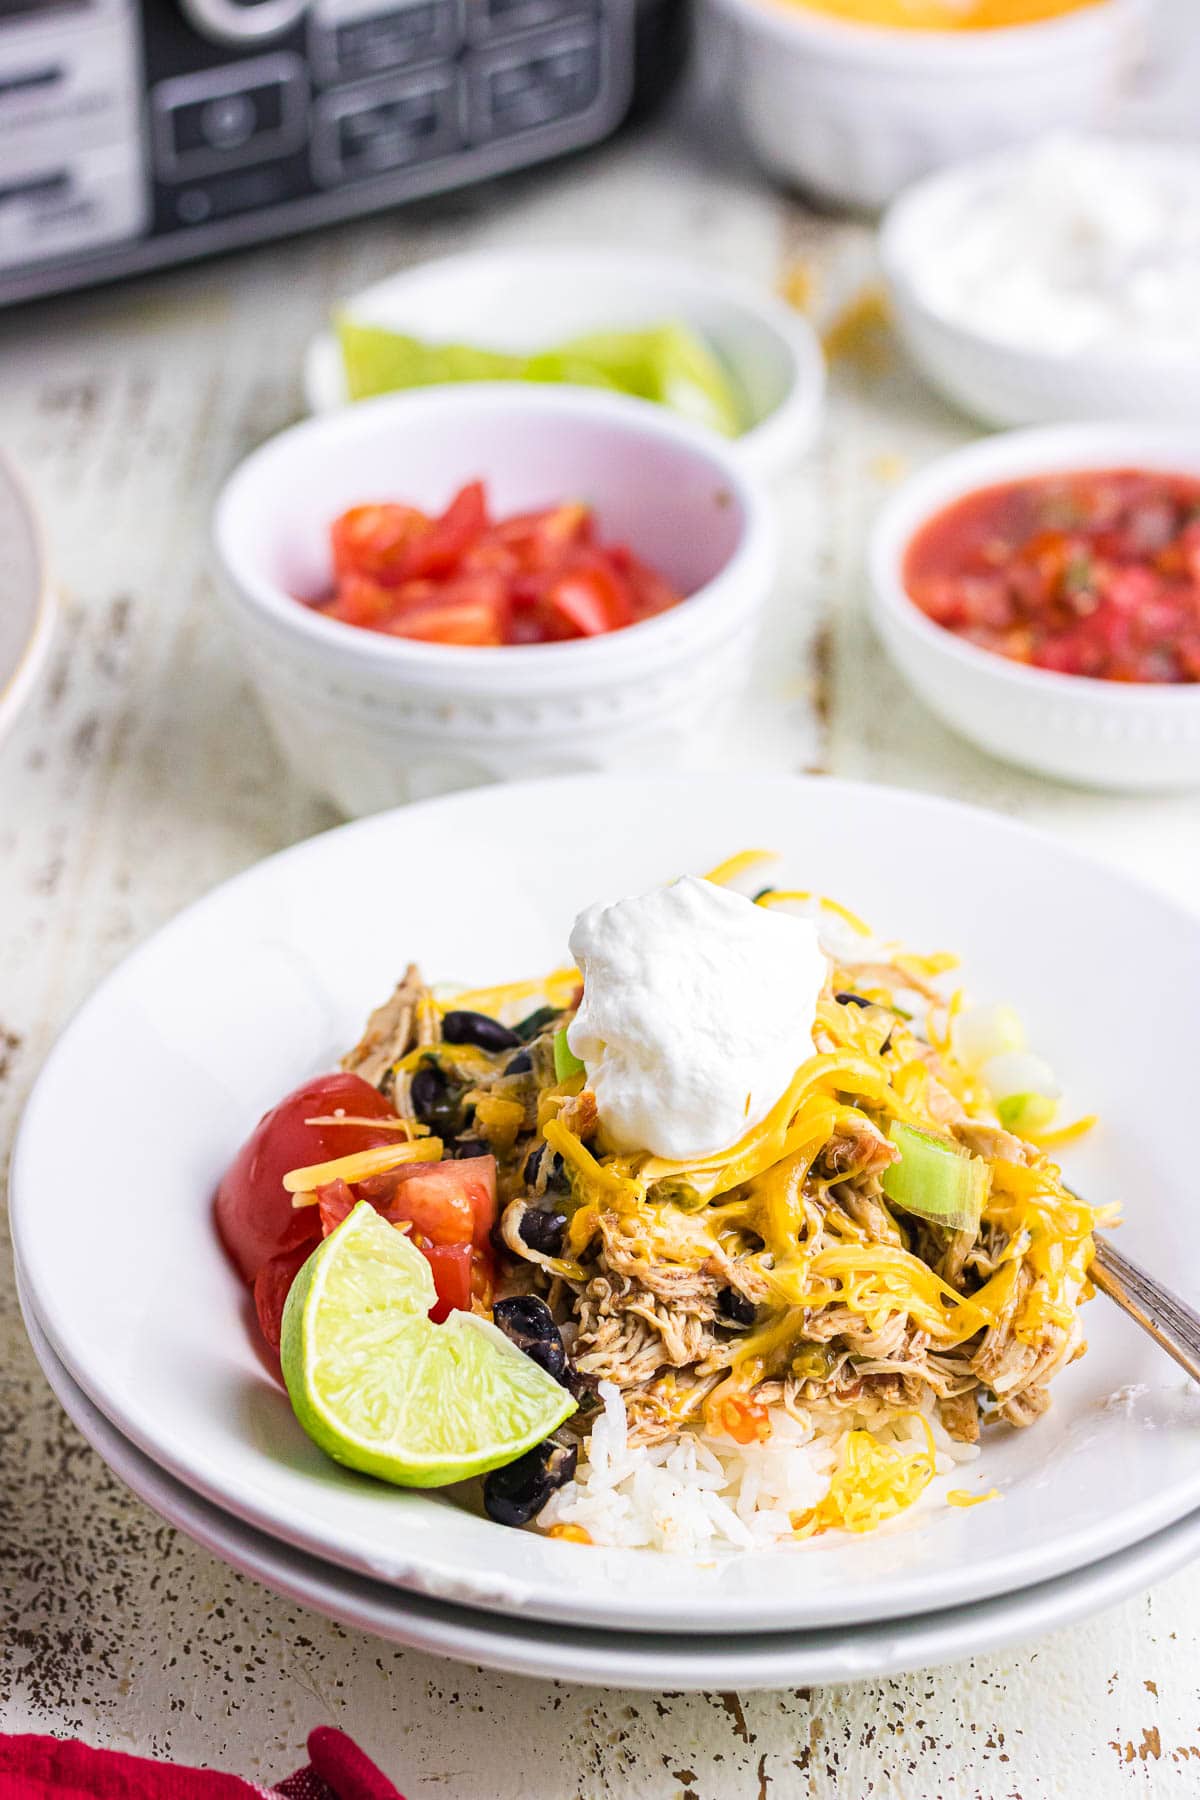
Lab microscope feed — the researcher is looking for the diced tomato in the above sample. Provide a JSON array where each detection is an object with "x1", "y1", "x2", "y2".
[
  {"x1": 374, "y1": 1156, "x2": 497, "y2": 1251},
  {"x1": 398, "y1": 482, "x2": 488, "y2": 580},
  {"x1": 413, "y1": 1240, "x2": 474, "y2": 1323},
  {"x1": 391, "y1": 599, "x2": 505, "y2": 646},
  {"x1": 331, "y1": 504, "x2": 429, "y2": 585},
  {"x1": 325, "y1": 574, "x2": 397, "y2": 629},
  {"x1": 253, "y1": 1242, "x2": 313, "y2": 1352},
  {"x1": 494, "y1": 503, "x2": 592, "y2": 572},
  {"x1": 544, "y1": 557, "x2": 634, "y2": 637},
  {"x1": 316, "y1": 1177, "x2": 357, "y2": 1239},
  {"x1": 317, "y1": 1156, "x2": 497, "y2": 1322},
  {"x1": 215, "y1": 1072, "x2": 402, "y2": 1285},
  {"x1": 313, "y1": 484, "x2": 682, "y2": 649}
]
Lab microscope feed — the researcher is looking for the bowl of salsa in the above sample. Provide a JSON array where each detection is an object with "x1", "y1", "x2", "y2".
[{"x1": 869, "y1": 425, "x2": 1200, "y2": 790}]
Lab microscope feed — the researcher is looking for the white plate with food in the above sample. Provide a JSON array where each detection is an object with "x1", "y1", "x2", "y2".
[
  {"x1": 0, "y1": 451, "x2": 54, "y2": 747},
  {"x1": 22, "y1": 1285, "x2": 1200, "y2": 1691},
  {"x1": 11, "y1": 774, "x2": 1200, "y2": 1634}
]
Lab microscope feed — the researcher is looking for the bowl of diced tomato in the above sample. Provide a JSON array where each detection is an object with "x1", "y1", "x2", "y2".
[
  {"x1": 868, "y1": 423, "x2": 1200, "y2": 791},
  {"x1": 213, "y1": 386, "x2": 776, "y2": 816}
]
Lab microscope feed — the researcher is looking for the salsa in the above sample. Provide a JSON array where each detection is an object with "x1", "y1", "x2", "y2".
[
  {"x1": 313, "y1": 480, "x2": 683, "y2": 648},
  {"x1": 903, "y1": 469, "x2": 1200, "y2": 684}
]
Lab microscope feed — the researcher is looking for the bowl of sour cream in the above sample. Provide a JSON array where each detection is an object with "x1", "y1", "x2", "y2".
[{"x1": 881, "y1": 132, "x2": 1200, "y2": 427}]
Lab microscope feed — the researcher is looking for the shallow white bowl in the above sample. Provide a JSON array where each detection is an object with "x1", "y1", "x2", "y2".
[
  {"x1": 880, "y1": 137, "x2": 1200, "y2": 428},
  {"x1": 213, "y1": 386, "x2": 777, "y2": 816},
  {"x1": 0, "y1": 452, "x2": 54, "y2": 748},
  {"x1": 705, "y1": 0, "x2": 1146, "y2": 212},
  {"x1": 869, "y1": 423, "x2": 1200, "y2": 789},
  {"x1": 25, "y1": 1296, "x2": 1200, "y2": 1689},
  {"x1": 301, "y1": 248, "x2": 825, "y2": 483},
  {"x1": 11, "y1": 773, "x2": 1200, "y2": 1634}
]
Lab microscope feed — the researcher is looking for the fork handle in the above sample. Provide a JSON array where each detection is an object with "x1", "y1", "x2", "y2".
[{"x1": 1091, "y1": 1233, "x2": 1200, "y2": 1385}]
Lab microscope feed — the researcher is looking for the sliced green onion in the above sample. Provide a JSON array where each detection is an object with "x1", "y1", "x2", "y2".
[
  {"x1": 553, "y1": 1028, "x2": 585, "y2": 1084},
  {"x1": 881, "y1": 1121, "x2": 988, "y2": 1235},
  {"x1": 981, "y1": 1050, "x2": 1060, "y2": 1104},
  {"x1": 951, "y1": 1004, "x2": 1025, "y2": 1073},
  {"x1": 996, "y1": 1092, "x2": 1058, "y2": 1136}
]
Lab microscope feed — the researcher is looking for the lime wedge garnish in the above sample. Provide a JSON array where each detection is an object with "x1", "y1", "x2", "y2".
[
  {"x1": 280, "y1": 1202, "x2": 576, "y2": 1488},
  {"x1": 336, "y1": 315, "x2": 743, "y2": 435},
  {"x1": 560, "y1": 324, "x2": 744, "y2": 437},
  {"x1": 338, "y1": 319, "x2": 522, "y2": 398}
]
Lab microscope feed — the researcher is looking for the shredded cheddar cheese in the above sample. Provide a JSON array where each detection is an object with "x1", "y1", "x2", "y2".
[{"x1": 794, "y1": 1419, "x2": 937, "y2": 1537}]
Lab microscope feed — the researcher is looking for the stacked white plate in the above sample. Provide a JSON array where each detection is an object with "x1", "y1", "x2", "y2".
[{"x1": 13, "y1": 774, "x2": 1200, "y2": 1690}]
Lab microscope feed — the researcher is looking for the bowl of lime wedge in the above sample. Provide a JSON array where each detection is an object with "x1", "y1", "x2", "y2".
[{"x1": 302, "y1": 247, "x2": 824, "y2": 483}]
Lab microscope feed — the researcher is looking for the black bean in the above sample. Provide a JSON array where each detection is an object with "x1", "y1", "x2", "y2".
[
  {"x1": 718, "y1": 1286, "x2": 758, "y2": 1327},
  {"x1": 410, "y1": 1060, "x2": 472, "y2": 1138},
  {"x1": 442, "y1": 1009, "x2": 522, "y2": 1052},
  {"x1": 483, "y1": 1438, "x2": 578, "y2": 1527},
  {"x1": 544, "y1": 1151, "x2": 570, "y2": 1195},
  {"x1": 523, "y1": 1143, "x2": 545, "y2": 1186},
  {"x1": 410, "y1": 1063, "x2": 454, "y2": 1130},
  {"x1": 835, "y1": 992, "x2": 872, "y2": 1009},
  {"x1": 504, "y1": 1050, "x2": 533, "y2": 1075},
  {"x1": 518, "y1": 1209, "x2": 568, "y2": 1257},
  {"x1": 515, "y1": 1004, "x2": 562, "y2": 1043},
  {"x1": 523, "y1": 1143, "x2": 570, "y2": 1195},
  {"x1": 452, "y1": 1138, "x2": 488, "y2": 1161},
  {"x1": 492, "y1": 1295, "x2": 567, "y2": 1382}
]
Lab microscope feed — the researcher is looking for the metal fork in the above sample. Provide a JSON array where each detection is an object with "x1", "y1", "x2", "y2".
[{"x1": 1091, "y1": 1234, "x2": 1200, "y2": 1384}]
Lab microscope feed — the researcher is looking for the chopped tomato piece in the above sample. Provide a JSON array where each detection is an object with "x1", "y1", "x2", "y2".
[
  {"x1": 324, "y1": 574, "x2": 396, "y2": 628},
  {"x1": 399, "y1": 481, "x2": 488, "y2": 580},
  {"x1": 416, "y1": 1240, "x2": 477, "y2": 1323},
  {"x1": 544, "y1": 557, "x2": 634, "y2": 637},
  {"x1": 317, "y1": 1156, "x2": 497, "y2": 1321},
  {"x1": 331, "y1": 504, "x2": 429, "y2": 585},
  {"x1": 495, "y1": 503, "x2": 592, "y2": 572},
  {"x1": 390, "y1": 598, "x2": 506, "y2": 646}
]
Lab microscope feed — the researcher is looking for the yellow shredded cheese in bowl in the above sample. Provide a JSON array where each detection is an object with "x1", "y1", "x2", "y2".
[{"x1": 782, "y1": 0, "x2": 1104, "y2": 29}]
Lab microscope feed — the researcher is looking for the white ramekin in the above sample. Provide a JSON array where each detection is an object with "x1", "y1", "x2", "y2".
[
  {"x1": 301, "y1": 247, "x2": 825, "y2": 484},
  {"x1": 213, "y1": 386, "x2": 778, "y2": 817},
  {"x1": 705, "y1": 0, "x2": 1147, "y2": 212},
  {"x1": 868, "y1": 424, "x2": 1200, "y2": 791},
  {"x1": 0, "y1": 451, "x2": 55, "y2": 749},
  {"x1": 880, "y1": 137, "x2": 1200, "y2": 428}
]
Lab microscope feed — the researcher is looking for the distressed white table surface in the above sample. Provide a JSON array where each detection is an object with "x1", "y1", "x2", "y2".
[{"x1": 4, "y1": 72, "x2": 1200, "y2": 1800}]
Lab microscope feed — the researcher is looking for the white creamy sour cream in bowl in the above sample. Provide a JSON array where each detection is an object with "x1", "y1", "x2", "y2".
[
  {"x1": 881, "y1": 133, "x2": 1200, "y2": 425},
  {"x1": 566, "y1": 876, "x2": 827, "y2": 1162}
]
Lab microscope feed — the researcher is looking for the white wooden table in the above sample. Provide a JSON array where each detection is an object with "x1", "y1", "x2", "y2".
[{"x1": 4, "y1": 69, "x2": 1200, "y2": 1799}]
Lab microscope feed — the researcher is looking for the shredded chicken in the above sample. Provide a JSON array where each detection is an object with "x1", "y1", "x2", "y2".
[{"x1": 341, "y1": 963, "x2": 427, "y2": 1092}]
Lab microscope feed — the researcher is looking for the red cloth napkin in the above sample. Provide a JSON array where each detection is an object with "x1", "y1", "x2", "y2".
[{"x1": 0, "y1": 1729, "x2": 403, "y2": 1800}]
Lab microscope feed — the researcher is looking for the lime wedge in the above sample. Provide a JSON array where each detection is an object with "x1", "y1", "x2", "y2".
[
  {"x1": 561, "y1": 325, "x2": 744, "y2": 437},
  {"x1": 280, "y1": 1202, "x2": 576, "y2": 1488},
  {"x1": 338, "y1": 319, "x2": 522, "y2": 399},
  {"x1": 336, "y1": 315, "x2": 744, "y2": 435}
]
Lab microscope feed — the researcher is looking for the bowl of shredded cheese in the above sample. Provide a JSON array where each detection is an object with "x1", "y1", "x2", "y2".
[{"x1": 706, "y1": 0, "x2": 1147, "y2": 210}]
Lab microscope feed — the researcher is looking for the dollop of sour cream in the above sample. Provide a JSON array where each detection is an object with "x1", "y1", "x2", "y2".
[
  {"x1": 909, "y1": 134, "x2": 1200, "y2": 357},
  {"x1": 566, "y1": 876, "x2": 827, "y2": 1162}
]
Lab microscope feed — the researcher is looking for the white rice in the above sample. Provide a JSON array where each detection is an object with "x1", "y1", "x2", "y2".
[{"x1": 537, "y1": 1383, "x2": 979, "y2": 1554}]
